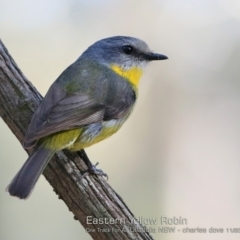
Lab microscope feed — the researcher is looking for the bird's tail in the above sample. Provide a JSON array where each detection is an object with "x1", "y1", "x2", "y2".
[{"x1": 6, "y1": 146, "x2": 55, "y2": 199}]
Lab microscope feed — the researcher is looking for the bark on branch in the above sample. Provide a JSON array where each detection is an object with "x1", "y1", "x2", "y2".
[{"x1": 0, "y1": 39, "x2": 154, "y2": 240}]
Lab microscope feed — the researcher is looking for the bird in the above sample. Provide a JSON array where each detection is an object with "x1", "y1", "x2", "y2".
[{"x1": 7, "y1": 36, "x2": 168, "y2": 199}]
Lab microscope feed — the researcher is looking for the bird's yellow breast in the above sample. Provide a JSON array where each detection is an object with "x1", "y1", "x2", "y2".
[{"x1": 110, "y1": 65, "x2": 143, "y2": 89}]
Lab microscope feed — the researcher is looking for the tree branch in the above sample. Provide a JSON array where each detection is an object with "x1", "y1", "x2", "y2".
[{"x1": 0, "y1": 39, "x2": 154, "y2": 240}]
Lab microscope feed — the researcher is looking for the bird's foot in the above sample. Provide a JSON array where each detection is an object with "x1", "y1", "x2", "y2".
[
  {"x1": 77, "y1": 149, "x2": 108, "y2": 180},
  {"x1": 80, "y1": 162, "x2": 108, "y2": 180}
]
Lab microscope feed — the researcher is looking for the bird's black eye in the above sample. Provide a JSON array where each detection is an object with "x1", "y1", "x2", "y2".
[{"x1": 122, "y1": 45, "x2": 134, "y2": 55}]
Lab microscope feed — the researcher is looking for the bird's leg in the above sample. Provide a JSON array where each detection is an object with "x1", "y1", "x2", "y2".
[{"x1": 77, "y1": 149, "x2": 108, "y2": 180}]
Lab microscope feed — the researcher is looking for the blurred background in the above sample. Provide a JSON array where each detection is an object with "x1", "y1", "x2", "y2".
[{"x1": 1, "y1": 0, "x2": 240, "y2": 239}]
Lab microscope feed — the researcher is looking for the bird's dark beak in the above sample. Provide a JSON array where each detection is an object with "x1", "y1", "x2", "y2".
[{"x1": 144, "y1": 52, "x2": 168, "y2": 61}]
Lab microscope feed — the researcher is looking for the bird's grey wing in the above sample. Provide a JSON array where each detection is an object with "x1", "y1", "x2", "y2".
[{"x1": 24, "y1": 83, "x2": 105, "y2": 149}]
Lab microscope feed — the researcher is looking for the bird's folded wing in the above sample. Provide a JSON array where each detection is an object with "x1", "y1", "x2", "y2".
[{"x1": 24, "y1": 91, "x2": 105, "y2": 149}]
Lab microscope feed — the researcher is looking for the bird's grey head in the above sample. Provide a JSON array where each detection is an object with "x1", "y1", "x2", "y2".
[{"x1": 80, "y1": 36, "x2": 168, "y2": 70}]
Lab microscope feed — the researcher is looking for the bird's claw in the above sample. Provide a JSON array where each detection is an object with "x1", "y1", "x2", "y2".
[{"x1": 80, "y1": 162, "x2": 108, "y2": 180}]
